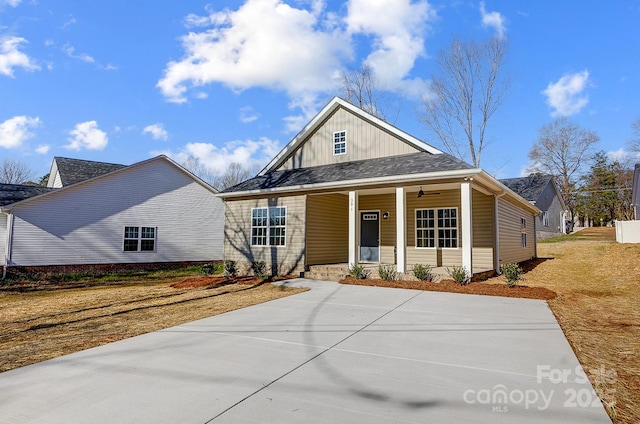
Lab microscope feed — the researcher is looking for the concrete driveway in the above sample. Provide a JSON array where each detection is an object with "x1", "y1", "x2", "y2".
[{"x1": 0, "y1": 279, "x2": 610, "y2": 423}]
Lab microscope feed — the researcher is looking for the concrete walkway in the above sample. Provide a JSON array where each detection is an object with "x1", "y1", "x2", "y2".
[{"x1": 0, "y1": 279, "x2": 610, "y2": 423}]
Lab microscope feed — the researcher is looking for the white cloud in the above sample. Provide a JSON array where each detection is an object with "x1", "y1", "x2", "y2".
[
  {"x1": 607, "y1": 148, "x2": 638, "y2": 163},
  {"x1": 479, "y1": 1, "x2": 506, "y2": 39},
  {"x1": 65, "y1": 121, "x2": 108, "y2": 150},
  {"x1": 143, "y1": 123, "x2": 169, "y2": 141},
  {"x1": 159, "y1": 137, "x2": 281, "y2": 174},
  {"x1": 239, "y1": 106, "x2": 259, "y2": 123},
  {"x1": 345, "y1": 0, "x2": 435, "y2": 97},
  {"x1": 62, "y1": 44, "x2": 95, "y2": 63},
  {"x1": 0, "y1": 115, "x2": 40, "y2": 148},
  {"x1": 0, "y1": 36, "x2": 40, "y2": 77},
  {"x1": 542, "y1": 70, "x2": 590, "y2": 117},
  {"x1": 157, "y1": 0, "x2": 350, "y2": 106},
  {"x1": 2, "y1": 0, "x2": 21, "y2": 7},
  {"x1": 35, "y1": 144, "x2": 50, "y2": 154}
]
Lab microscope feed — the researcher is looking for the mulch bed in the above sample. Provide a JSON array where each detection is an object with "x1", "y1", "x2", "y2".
[{"x1": 339, "y1": 276, "x2": 557, "y2": 300}]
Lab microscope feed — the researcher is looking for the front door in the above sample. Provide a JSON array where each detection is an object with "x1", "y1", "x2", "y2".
[{"x1": 360, "y1": 211, "x2": 380, "y2": 262}]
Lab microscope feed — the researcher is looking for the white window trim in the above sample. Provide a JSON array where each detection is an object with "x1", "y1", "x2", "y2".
[
  {"x1": 415, "y1": 207, "x2": 460, "y2": 250},
  {"x1": 333, "y1": 130, "x2": 347, "y2": 156},
  {"x1": 123, "y1": 226, "x2": 157, "y2": 252},
  {"x1": 542, "y1": 211, "x2": 549, "y2": 227},
  {"x1": 251, "y1": 206, "x2": 287, "y2": 247},
  {"x1": 521, "y1": 218, "x2": 527, "y2": 248}
]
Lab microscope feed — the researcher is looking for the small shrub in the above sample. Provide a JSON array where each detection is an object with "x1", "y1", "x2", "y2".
[
  {"x1": 447, "y1": 266, "x2": 470, "y2": 285},
  {"x1": 500, "y1": 263, "x2": 524, "y2": 288},
  {"x1": 412, "y1": 264, "x2": 434, "y2": 282},
  {"x1": 223, "y1": 260, "x2": 238, "y2": 279},
  {"x1": 377, "y1": 264, "x2": 397, "y2": 281},
  {"x1": 348, "y1": 263, "x2": 369, "y2": 279},
  {"x1": 251, "y1": 261, "x2": 267, "y2": 280},
  {"x1": 201, "y1": 262, "x2": 223, "y2": 276}
]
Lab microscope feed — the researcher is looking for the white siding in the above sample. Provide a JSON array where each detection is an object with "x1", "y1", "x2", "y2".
[
  {"x1": 8, "y1": 159, "x2": 223, "y2": 266},
  {"x1": 278, "y1": 107, "x2": 421, "y2": 170},
  {"x1": 0, "y1": 214, "x2": 6, "y2": 266}
]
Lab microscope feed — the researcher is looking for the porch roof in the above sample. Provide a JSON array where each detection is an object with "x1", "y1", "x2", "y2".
[{"x1": 223, "y1": 152, "x2": 473, "y2": 194}]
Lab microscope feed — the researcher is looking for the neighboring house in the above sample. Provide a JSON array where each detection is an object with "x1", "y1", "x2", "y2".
[
  {"x1": 219, "y1": 97, "x2": 540, "y2": 278},
  {"x1": 615, "y1": 163, "x2": 640, "y2": 243},
  {"x1": 1, "y1": 155, "x2": 223, "y2": 277},
  {"x1": 500, "y1": 175, "x2": 568, "y2": 240}
]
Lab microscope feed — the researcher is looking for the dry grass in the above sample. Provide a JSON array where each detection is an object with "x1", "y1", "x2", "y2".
[
  {"x1": 489, "y1": 228, "x2": 639, "y2": 424},
  {"x1": 0, "y1": 278, "x2": 306, "y2": 373}
]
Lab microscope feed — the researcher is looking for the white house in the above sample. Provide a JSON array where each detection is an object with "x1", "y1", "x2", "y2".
[{"x1": 1, "y1": 155, "x2": 224, "y2": 277}]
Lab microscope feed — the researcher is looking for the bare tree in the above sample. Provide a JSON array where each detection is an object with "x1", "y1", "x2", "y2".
[
  {"x1": 339, "y1": 64, "x2": 393, "y2": 121},
  {"x1": 0, "y1": 159, "x2": 35, "y2": 184},
  {"x1": 421, "y1": 37, "x2": 509, "y2": 167},
  {"x1": 181, "y1": 157, "x2": 255, "y2": 191},
  {"x1": 528, "y1": 117, "x2": 600, "y2": 214},
  {"x1": 627, "y1": 117, "x2": 640, "y2": 154}
]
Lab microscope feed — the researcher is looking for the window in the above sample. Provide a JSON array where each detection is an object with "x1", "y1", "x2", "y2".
[
  {"x1": 542, "y1": 211, "x2": 549, "y2": 226},
  {"x1": 333, "y1": 130, "x2": 346, "y2": 155},
  {"x1": 521, "y1": 218, "x2": 527, "y2": 248},
  {"x1": 124, "y1": 226, "x2": 156, "y2": 252},
  {"x1": 415, "y1": 208, "x2": 458, "y2": 248},
  {"x1": 252, "y1": 207, "x2": 286, "y2": 246}
]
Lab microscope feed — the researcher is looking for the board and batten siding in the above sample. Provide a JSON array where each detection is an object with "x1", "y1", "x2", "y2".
[
  {"x1": 497, "y1": 197, "x2": 536, "y2": 265},
  {"x1": 223, "y1": 195, "x2": 306, "y2": 275},
  {"x1": 7, "y1": 159, "x2": 223, "y2": 266},
  {"x1": 277, "y1": 107, "x2": 421, "y2": 171},
  {"x1": 306, "y1": 193, "x2": 348, "y2": 265}
]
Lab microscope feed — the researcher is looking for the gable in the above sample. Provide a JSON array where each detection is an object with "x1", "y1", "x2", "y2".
[
  {"x1": 276, "y1": 106, "x2": 424, "y2": 171},
  {"x1": 48, "y1": 157, "x2": 127, "y2": 188}
]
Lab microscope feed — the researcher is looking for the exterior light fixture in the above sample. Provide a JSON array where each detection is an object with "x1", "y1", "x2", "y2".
[
  {"x1": 383, "y1": 211, "x2": 390, "y2": 219},
  {"x1": 417, "y1": 187, "x2": 424, "y2": 198}
]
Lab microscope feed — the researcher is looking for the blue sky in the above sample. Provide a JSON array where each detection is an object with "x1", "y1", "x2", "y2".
[{"x1": 1, "y1": 0, "x2": 639, "y2": 181}]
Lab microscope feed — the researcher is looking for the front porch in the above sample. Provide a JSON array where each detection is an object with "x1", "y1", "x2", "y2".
[{"x1": 303, "y1": 263, "x2": 453, "y2": 282}]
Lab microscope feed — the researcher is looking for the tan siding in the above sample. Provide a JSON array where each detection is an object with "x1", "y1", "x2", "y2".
[
  {"x1": 498, "y1": 198, "x2": 536, "y2": 265},
  {"x1": 359, "y1": 193, "x2": 396, "y2": 263},
  {"x1": 405, "y1": 189, "x2": 462, "y2": 267},
  {"x1": 224, "y1": 195, "x2": 306, "y2": 275},
  {"x1": 472, "y1": 190, "x2": 495, "y2": 271},
  {"x1": 278, "y1": 107, "x2": 420, "y2": 170},
  {"x1": 306, "y1": 194, "x2": 348, "y2": 265}
]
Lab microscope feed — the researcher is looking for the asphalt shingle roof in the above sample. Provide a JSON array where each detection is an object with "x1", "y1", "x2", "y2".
[
  {"x1": 0, "y1": 184, "x2": 56, "y2": 207},
  {"x1": 54, "y1": 157, "x2": 127, "y2": 186},
  {"x1": 223, "y1": 152, "x2": 474, "y2": 193},
  {"x1": 499, "y1": 175, "x2": 554, "y2": 202}
]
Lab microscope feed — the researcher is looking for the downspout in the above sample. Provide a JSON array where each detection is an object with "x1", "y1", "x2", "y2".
[
  {"x1": 2, "y1": 211, "x2": 13, "y2": 280},
  {"x1": 494, "y1": 190, "x2": 507, "y2": 274}
]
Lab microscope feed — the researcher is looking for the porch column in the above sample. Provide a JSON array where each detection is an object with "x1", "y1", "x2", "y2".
[
  {"x1": 395, "y1": 187, "x2": 406, "y2": 273},
  {"x1": 348, "y1": 190, "x2": 358, "y2": 266},
  {"x1": 461, "y1": 182, "x2": 473, "y2": 275}
]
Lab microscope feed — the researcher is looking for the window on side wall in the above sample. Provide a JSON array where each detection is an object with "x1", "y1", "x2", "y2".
[
  {"x1": 521, "y1": 218, "x2": 527, "y2": 248},
  {"x1": 124, "y1": 226, "x2": 156, "y2": 252},
  {"x1": 415, "y1": 208, "x2": 458, "y2": 248},
  {"x1": 542, "y1": 211, "x2": 549, "y2": 226},
  {"x1": 251, "y1": 207, "x2": 287, "y2": 246},
  {"x1": 333, "y1": 130, "x2": 346, "y2": 155}
]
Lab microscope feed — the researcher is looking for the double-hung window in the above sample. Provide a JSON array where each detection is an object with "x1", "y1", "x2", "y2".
[
  {"x1": 415, "y1": 208, "x2": 458, "y2": 248},
  {"x1": 252, "y1": 207, "x2": 286, "y2": 246},
  {"x1": 124, "y1": 226, "x2": 156, "y2": 252},
  {"x1": 521, "y1": 218, "x2": 527, "y2": 248},
  {"x1": 542, "y1": 211, "x2": 549, "y2": 227},
  {"x1": 333, "y1": 130, "x2": 346, "y2": 155}
]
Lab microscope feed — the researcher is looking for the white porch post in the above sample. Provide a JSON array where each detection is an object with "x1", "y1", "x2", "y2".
[
  {"x1": 461, "y1": 182, "x2": 473, "y2": 275},
  {"x1": 395, "y1": 187, "x2": 406, "y2": 273},
  {"x1": 348, "y1": 190, "x2": 358, "y2": 266}
]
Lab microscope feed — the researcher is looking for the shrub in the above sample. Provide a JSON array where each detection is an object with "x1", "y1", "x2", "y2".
[
  {"x1": 447, "y1": 266, "x2": 470, "y2": 285},
  {"x1": 500, "y1": 262, "x2": 524, "y2": 288},
  {"x1": 223, "y1": 260, "x2": 237, "y2": 279},
  {"x1": 201, "y1": 262, "x2": 223, "y2": 276},
  {"x1": 251, "y1": 261, "x2": 267, "y2": 280},
  {"x1": 348, "y1": 263, "x2": 369, "y2": 279},
  {"x1": 377, "y1": 264, "x2": 397, "y2": 281},
  {"x1": 412, "y1": 264, "x2": 434, "y2": 281}
]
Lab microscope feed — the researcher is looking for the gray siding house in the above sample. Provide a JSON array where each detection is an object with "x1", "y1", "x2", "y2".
[
  {"x1": 219, "y1": 97, "x2": 540, "y2": 278},
  {"x1": 500, "y1": 175, "x2": 568, "y2": 240},
  {"x1": 1, "y1": 155, "x2": 223, "y2": 276}
]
